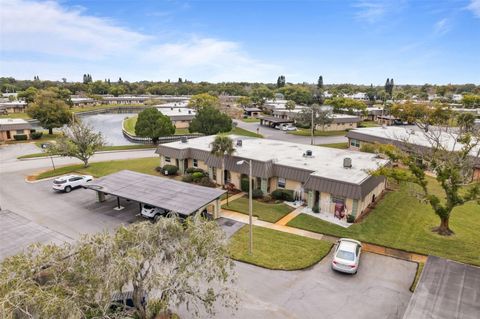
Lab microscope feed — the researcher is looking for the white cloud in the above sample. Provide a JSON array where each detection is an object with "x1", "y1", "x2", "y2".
[
  {"x1": 434, "y1": 18, "x2": 451, "y2": 35},
  {"x1": 0, "y1": 0, "x2": 280, "y2": 82},
  {"x1": 467, "y1": 0, "x2": 480, "y2": 17},
  {"x1": 354, "y1": 0, "x2": 406, "y2": 23}
]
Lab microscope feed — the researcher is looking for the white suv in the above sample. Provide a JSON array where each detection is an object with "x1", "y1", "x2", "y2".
[
  {"x1": 52, "y1": 174, "x2": 93, "y2": 193},
  {"x1": 141, "y1": 204, "x2": 169, "y2": 221}
]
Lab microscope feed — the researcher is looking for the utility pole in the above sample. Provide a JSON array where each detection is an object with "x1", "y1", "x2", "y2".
[{"x1": 310, "y1": 104, "x2": 315, "y2": 145}]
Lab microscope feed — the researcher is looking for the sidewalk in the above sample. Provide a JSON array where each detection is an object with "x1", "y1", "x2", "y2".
[{"x1": 221, "y1": 208, "x2": 427, "y2": 263}]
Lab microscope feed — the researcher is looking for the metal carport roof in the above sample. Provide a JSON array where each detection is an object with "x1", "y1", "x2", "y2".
[{"x1": 84, "y1": 170, "x2": 225, "y2": 216}]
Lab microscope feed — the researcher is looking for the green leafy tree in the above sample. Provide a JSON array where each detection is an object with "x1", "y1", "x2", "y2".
[
  {"x1": 0, "y1": 217, "x2": 237, "y2": 319},
  {"x1": 50, "y1": 120, "x2": 106, "y2": 167},
  {"x1": 236, "y1": 96, "x2": 252, "y2": 107},
  {"x1": 189, "y1": 106, "x2": 232, "y2": 135},
  {"x1": 462, "y1": 94, "x2": 480, "y2": 108},
  {"x1": 285, "y1": 100, "x2": 296, "y2": 110},
  {"x1": 324, "y1": 97, "x2": 366, "y2": 114},
  {"x1": 366, "y1": 84, "x2": 376, "y2": 103},
  {"x1": 27, "y1": 89, "x2": 72, "y2": 134},
  {"x1": 17, "y1": 86, "x2": 38, "y2": 103},
  {"x1": 210, "y1": 135, "x2": 235, "y2": 186},
  {"x1": 317, "y1": 76, "x2": 323, "y2": 90},
  {"x1": 277, "y1": 85, "x2": 313, "y2": 104},
  {"x1": 135, "y1": 108, "x2": 175, "y2": 144},
  {"x1": 188, "y1": 93, "x2": 220, "y2": 110},
  {"x1": 277, "y1": 75, "x2": 286, "y2": 88},
  {"x1": 373, "y1": 110, "x2": 480, "y2": 236},
  {"x1": 296, "y1": 104, "x2": 333, "y2": 145},
  {"x1": 109, "y1": 85, "x2": 126, "y2": 97},
  {"x1": 250, "y1": 85, "x2": 273, "y2": 105}
]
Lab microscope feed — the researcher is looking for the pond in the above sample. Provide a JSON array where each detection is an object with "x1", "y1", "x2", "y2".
[{"x1": 80, "y1": 113, "x2": 135, "y2": 146}]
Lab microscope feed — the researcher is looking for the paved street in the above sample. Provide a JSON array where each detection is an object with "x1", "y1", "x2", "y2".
[
  {"x1": 0, "y1": 142, "x2": 415, "y2": 319},
  {"x1": 235, "y1": 120, "x2": 348, "y2": 145}
]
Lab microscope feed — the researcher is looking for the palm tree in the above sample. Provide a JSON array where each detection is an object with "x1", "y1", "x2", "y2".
[{"x1": 210, "y1": 135, "x2": 235, "y2": 186}]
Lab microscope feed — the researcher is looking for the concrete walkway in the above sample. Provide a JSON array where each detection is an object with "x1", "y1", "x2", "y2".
[
  {"x1": 275, "y1": 207, "x2": 303, "y2": 226},
  {"x1": 220, "y1": 208, "x2": 427, "y2": 263}
]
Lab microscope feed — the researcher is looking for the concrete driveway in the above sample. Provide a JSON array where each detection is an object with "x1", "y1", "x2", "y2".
[{"x1": 235, "y1": 120, "x2": 348, "y2": 145}]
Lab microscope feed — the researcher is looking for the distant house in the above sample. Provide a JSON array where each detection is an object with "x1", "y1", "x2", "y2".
[
  {"x1": 156, "y1": 135, "x2": 389, "y2": 222},
  {"x1": 0, "y1": 101, "x2": 27, "y2": 114},
  {"x1": 0, "y1": 119, "x2": 34, "y2": 142},
  {"x1": 346, "y1": 126, "x2": 480, "y2": 181},
  {"x1": 158, "y1": 107, "x2": 196, "y2": 129},
  {"x1": 243, "y1": 107, "x2": 262, "y2": 118},
  {"x1": 71, "y1": 97, "x2": 97, "y2": 107},
  {"x1": 271, "y1": 108, "x2": 361, "y2": 131}
]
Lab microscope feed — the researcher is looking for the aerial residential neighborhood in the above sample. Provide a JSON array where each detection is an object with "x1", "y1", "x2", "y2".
[{"x1": 1, "y1": 1, "x2": 480, "y2": 319}]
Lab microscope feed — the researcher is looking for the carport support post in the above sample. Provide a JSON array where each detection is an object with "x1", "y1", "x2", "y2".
[{"x1": 97, "y1": 191, "x2": 106, "y2": 202}]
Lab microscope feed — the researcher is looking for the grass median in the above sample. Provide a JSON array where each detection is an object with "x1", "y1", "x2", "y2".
[
  {"x1": 35, "y1": 157, "x2": 160, "y2": 180},
  {"x1": 222, "y1": 196, "x2": 294, "y2": 223},
  {"x1": 288, "y1": 128, "x2": 347, "y2": 137},
  {"x1": 229, "y1": 225, "x2": 333, "y2": 270},
  {"x1": 18, "y1": 144, "x2": 156, "y2": 159},
  {"x1": 287, "y1": 178, "x2": 480, "y2": 266}
]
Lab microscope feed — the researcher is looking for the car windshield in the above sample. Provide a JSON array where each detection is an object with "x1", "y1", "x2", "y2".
[
  {"x1": 336, "y1": 249, "x2": 355, "y2": 261},
  {"x1": 143, "y1": 204, "x2": 154, "y2": 209},
  {"x1": 53, "y1": 180, "x2": 66, "y2": 184}
]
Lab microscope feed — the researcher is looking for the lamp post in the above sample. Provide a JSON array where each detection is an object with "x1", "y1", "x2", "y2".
[{"x1": 237, "y1": 159, "x2": 253, "y2": 254}]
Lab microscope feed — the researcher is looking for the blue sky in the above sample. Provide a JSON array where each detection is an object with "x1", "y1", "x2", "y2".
[{"x1": 1, "y1": 0, "x2": 479, "y2": 84}]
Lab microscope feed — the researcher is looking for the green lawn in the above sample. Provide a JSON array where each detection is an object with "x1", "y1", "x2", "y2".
[
  {"x1": 241, "y1": 117, "x2": 260, "y2": 123},
  {"x1": 287, "y1": 179, "x2": 480, "y2": 266},
  {"x1": 222, "y1": 196, "x2": 293, "y2": 223},
  {"x1": 0, "y1": 112, "x2": 31, "y2": 119},
  {"x1": 410, "y1": 262, "x2": 425, "y2": 292},
  {"x1": 317, "y1": 142, "x2": 349, "y2": 149},
  {"x1": 229, "y1": 127, "x2": 263, "y2": 138},
  {"x1": 358, "y1": 120, "x2": 380, "y2": 128},
  {"x1": 18, "y1": 144, "x2": 156, "y2": 159},
  {"x1": 288, "y1": 128, "x2": 347, "y2": 137},
  {"x1": 229, "y1": 225, "x2": 333, "y2": 270},
  {"x1": 35, "y1": 157, "x2": 160, "y2": 180}
]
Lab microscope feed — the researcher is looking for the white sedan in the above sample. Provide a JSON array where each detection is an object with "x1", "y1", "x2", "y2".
[
  {"x1": 331, "y1": 238, "x2": 362, "y2": 274},
  {"x1": 52, "y1": 174, "x2": 93, "y2": 193},
  {"x1": 281, "y1": 125, "x2": 297, "y2": 131}
]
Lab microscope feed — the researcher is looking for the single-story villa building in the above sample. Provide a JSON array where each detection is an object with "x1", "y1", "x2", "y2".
[
  {"x1": 271, "y1": 109, "x2": 361, "y2": 131},
  {"x1": 0, "y1": 118, "x2": 34, "y2": 142},
  {"x1": 243, "y1": 107, "x2": 262, "y2": 118},
  {"x1": 0, "y1": 101, "x2": 27, "y2": 114},
  {"x1": 158, "y1": 107, "x2": 196, "y2": 129},
  {"x1": 71, "y1": 97, "x2": 98, "y2": 107},
  {"x1": 156, "y1": 135, "x2": 389, "y2": 221},
  {"x1": 346, "y1": 126, "x2": 480, "y2": 181}
]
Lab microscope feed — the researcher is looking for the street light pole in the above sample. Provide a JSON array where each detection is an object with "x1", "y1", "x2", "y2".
[{"x1": 248, "y1": 159, "x2": 253, "y2": 254}]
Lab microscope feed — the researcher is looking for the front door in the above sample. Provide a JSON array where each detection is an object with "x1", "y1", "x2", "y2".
[{"x1": 184, "y1": 159, "x2": 188, "y2": 170}]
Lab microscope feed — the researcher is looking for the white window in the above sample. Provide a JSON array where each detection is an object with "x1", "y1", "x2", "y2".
[
  {"x1": 277, "y1": 178, "x2": 286, "y2": 189},
  {"x1": 331, "y1": 196, "x2": 345, "y2": 205},
  {"x1": 165, "y1": 156, "x2": 171, "y2": 163},
  {"x1": 193, "y1": 159, "x2": 198, "y2": 167},
  {"x1": 350, "y1": 139, "x2": 360, "y2": 148}
]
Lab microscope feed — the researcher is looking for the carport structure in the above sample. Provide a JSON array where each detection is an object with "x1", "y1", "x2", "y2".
[
  {"x1": 84, "y1": 170, "x2": 226, "y2": 218},
  {"x1": 258, "y1": 115, "x2": 293, "y2": 128}
]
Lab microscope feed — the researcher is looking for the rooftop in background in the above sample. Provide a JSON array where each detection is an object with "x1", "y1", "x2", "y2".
[
  {"x1": 0, "y1": 118, "x2": 29, "y2": 125},
  {"x1": 346, "y1": 126, "x2": 480, "y2": 157},
  {"x1": 163, "y1": 135, "x2": 388, "y2": 184},
  {"x1": 84, "y1": 170, "x2": 225, "y2": 216},
  {"x1": 403, "y1": 256, "x2": 480, "y2": 319},
  {"x1": 158, "y1": 107, "x2": 196, "y2": 117}
]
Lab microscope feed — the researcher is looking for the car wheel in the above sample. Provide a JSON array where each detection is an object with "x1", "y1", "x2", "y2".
[{"x1": 64, "y1": 186, "x2": 72, "y2": 193}]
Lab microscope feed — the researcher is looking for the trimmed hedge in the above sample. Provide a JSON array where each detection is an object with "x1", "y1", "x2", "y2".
[
  {"x1": 13, "y1": 134, "x2": 28, "y2": 141},
  {"x1": 192, "y1": 171, "x2": 204, "y2": 181},
  {"x1": 240, "y1": 178, "x2": 249, "y2": 192},
  {"x1": 162, "y1": 165, "x2": 178, "y2": 175},
  {"x1": 271, "y1": 189, "x2": 294, "y2": 201},
  {"x1": 252, "y1": 188, "x2": 264, "y2": 199},
  {"x1": 185, "y1": 167, "x2": 205, "y2": 174},
  {"x1": 31, "y1": 132, "x2": 43, "y2": 140}
]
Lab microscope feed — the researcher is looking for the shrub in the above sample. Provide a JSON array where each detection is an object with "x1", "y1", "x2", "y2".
[
  {"x1": 312, "y1": 204, "x2": 319, "y2": 213},
  {"x1": 182, "y1": 174, "x2": 193, "y2": 183},
  {"x1": 198, "y1": 176, "x2": 216, "y2": 187},
  {"x1": 252, "y1": 188, "x2": 263, "y2": 199},
  {"x1": 31, "y1": 132, "x2": 43, "y2": 140},
  {"x1": 186, "y1": 167, "x2": 205, "y2": 174},
  {"x1": 162, "y1": 165, "x2": 178, "y2": 175},
  {"x1": 347, "y1": 214, "x2": 355, "y2": 223},
  {"x1": 13, "y1": 134, "x2": 28, "y2": 141},
  {"x1": 262, "y1": 194, "x2": 272, "y2": 202},
  {"x1": 191, "y1": 172, "x2": 204, "y2": 181},
  {"x1": 271, "y1": 189, "x2": 294, "y2": 201},
  {"x1": 360, "y1": 143, "x2": 376, "y2": 153},
  {"x1": 240, "y1": 178, "x2": 249, "y2": 192}
]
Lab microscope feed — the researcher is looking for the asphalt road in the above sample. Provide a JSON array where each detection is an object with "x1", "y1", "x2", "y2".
[
  {"x1": 235, "y1": 120, "x2": 348, "y2": 145},
  {"x1": 0, "y1": 142, "x2": 415, "y2": 319}
]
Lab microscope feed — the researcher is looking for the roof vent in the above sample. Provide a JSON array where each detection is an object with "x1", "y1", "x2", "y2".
[
  {"x1": 178, "y1": 108, "x2": 181, "y2": 112},
  {"x1": 170, "y1": 107, "x2": 173, "y2": 110},
  {"x1": 181, "y1": 136, "x2": 188, "y2": 143},
  {"x1": 303, "y1": 150, "x2": 313, "y2": 157},
  {"x1": 188, "y1": 110, "x2": 191, "y2": 114},
  {"x1": 236, "y1": 139, "x2": 242, "y2": 147},
  {"x1": 343, "y1": 157, "x2": 352, "y2": 168}
]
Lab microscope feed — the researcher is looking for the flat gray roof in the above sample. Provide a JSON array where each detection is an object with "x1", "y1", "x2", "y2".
[
  {"x1": 0, "y1": 210, "x2": 71, "y2": 260},
  {"x1": 84, "y1": 170, "x2": 225, "y2": 215},
  {"x1": 403, "y1": 256, "x2": 480, "y2": 319}
]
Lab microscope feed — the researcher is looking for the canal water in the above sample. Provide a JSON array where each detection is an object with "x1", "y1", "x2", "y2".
[{"x1": 80, "y1": 113, "x2": 135, "y2": 146}]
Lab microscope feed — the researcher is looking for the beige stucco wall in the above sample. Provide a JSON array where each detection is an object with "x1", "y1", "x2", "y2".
[
  {"x1": 316, "y1": 122, "x2": 358, "y2": 132},
  {"x1": 173, "y1": 120, "x2": 190, "y2": 129},
  {"x1": 285, "y1": 179, "x2": 302, "y2": 191},
  {"x1": 0, "y1": 129, "x2": 32, "y2": 141},
  {"x1": 160, "y1": 155, "x2": 177, "y2": 167},
  {"x1": 357, "y1": 178, "x2": 386, "y2": 215},
  {"x1": 473, "y1": 168, "x2": 480, "y2": 181}
]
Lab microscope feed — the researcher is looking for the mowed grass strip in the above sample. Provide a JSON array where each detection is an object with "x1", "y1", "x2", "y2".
[
  {"x1": 222, "y1": 196, "x2": 294, "y2": 223},
  {"x1": 229, "y1": 225, "x2": 333, "y2": 270},
  {"x1": 18, "y1": 144, "x2": 156, "y2": 159},
  {"x1": 317, "y1": 142, "x2": 349, "y2": 149},
  {"x1": 229, "y1": 127, "x2": 263, "y2": 138},
  {"x1": 288, "y1": 128, "x2": 346, "y2": 137},
  {"x1": 35, "y1": 157, "x2": 160, "y2": 180},
  {"x1": 287, "y1": 179, "x2": 480, "y2": 266}
]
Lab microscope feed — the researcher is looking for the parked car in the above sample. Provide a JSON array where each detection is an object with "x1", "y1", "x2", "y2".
[
  {"x1": 140, "y1": 204, "x2": 169, "y2": 221},
  {"x1": 331, "y1": 238, "x2": 362, "y2": 274},
  {"x1": 281, "y1": 125, "x2": 297, "y2": 131},
  {"x1": 52, "y1": 174, "x2": 93, "y2": 193}
]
